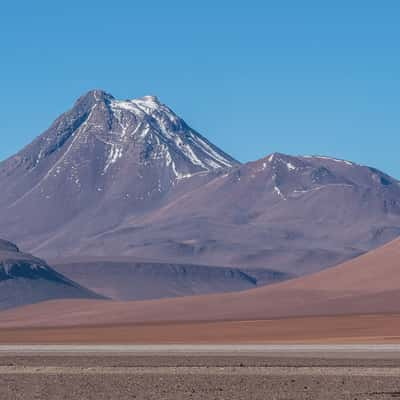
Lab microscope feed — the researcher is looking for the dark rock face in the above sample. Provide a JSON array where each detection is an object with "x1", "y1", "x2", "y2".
[
  {"x1": 0, "y1": 240, "x2": 19, "y2": 253},
  {"x1": 1, "y1": 90, "x2": 400, "y2": 284},
  {"x1": 0, "y1": 239, "x2": 104, "y2": 310},
  {"x1": 54, "y1": 260, "x2": 291, "y2": 301}
]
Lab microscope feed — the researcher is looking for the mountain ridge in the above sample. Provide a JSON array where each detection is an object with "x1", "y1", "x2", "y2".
[{"x1": 1, "y1": 90, "x2": 400, "y2": 284}]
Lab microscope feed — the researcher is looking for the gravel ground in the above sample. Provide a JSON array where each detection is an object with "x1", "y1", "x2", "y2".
[{"x1": 1, "y1": 354, "x2": 400, "y2": 399}]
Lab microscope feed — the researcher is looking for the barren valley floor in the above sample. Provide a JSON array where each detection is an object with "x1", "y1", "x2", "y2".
[{"x1": 2, "y1": 351, "x2": 400, "y2": 399}]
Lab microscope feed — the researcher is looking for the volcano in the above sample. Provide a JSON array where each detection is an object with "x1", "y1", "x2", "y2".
[{"x1": 1, "y1": 90, "x2": 400, "y2": 291}]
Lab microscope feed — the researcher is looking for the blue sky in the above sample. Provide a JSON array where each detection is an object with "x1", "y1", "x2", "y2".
[{"x1": 1, "y1": 1, "x2": 399, "y2": 176}]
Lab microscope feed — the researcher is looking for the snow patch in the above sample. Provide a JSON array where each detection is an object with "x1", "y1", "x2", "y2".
[
  {"x1": 104, "y1": 143, "x2": 123, "y2": 172},
  {"x1": 303, "y1": 155, "x2": 354, "y2": 166},
  {"x1": 274, "y1": 185, "x2": 286, "y2": 200},
  {"x1": 292, "y1": 183, "x2": 354, "y2": 196},
  {"x1": 286, "y1": 162, "x2": 296, "y2": 171}
]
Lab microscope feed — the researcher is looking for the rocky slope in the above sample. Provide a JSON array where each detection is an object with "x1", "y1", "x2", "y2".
[
  {"x1": 0, "y1": 239, "x2": 103, "y2": 310},
  {"x1": 43, "y1": 151, "x2": 400, "y2": 276}
]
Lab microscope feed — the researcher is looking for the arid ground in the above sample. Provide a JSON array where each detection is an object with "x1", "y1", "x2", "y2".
[{"x1": 2, "y1": 351, "x2": 400, "y2": 400}]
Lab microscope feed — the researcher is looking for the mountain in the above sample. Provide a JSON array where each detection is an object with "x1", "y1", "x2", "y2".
[
  {"x1": 39, "y1": 150, "x2": 400, "y2": 277},
  {"x1": 0, "y1": 89, "x2": 237, "y2": 254},
  {"x1": 1, "y1": 89, "x2": 400, "y2": 285},
  {"x1": 124, "y1": 152, "x2": 400, "y2": 275},
  {"x1": 2, "y1": 237, "x2": 400, "y2": 328},
  {"x1": 0, "y1": 239, "x2": 103, "y2": 311}
]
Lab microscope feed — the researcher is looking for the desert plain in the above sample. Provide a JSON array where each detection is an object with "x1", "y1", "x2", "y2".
[{"x1": 2, "y1": 347, "x2": 400, "y2": 400}]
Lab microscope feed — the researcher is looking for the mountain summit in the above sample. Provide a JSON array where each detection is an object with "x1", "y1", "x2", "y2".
[
  {"x1": 1, "y1": 89, "x2": 237, "y2": 201},
  {"x1": 0, "y1": 90, "x2": 238, "y2": 249}
]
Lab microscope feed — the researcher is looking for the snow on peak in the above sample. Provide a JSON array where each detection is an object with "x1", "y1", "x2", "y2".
[
  {"x1": 136, "y1": 95, "x2": 161, "y2": 104},
  {"x1": 264, "y1": 152, "x2": 358, "y2": 173},
  {"x1": 22, "y1": 89, "x2": 239, "y2": 196},
  {"x1": 103, "y1": 93, "x2": 238, "y2": 176},
  {"x1": 109, "y1": 95, "x2": 172, "y2": 119},
  {"x1": 303, "y1": 155, "x2": 354, "y2": 166}
]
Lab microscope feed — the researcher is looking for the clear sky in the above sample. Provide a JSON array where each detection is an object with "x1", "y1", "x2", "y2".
[{"x1": 1, "y1": 1, "x2": 399, "y2": 176}]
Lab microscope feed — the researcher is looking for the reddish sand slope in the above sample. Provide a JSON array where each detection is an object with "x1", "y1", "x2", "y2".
[
  {"x1": 1, "y1": 238, "x2": 400, "y2": 329},
  {"x1": 2, "y1": 314, "x2": 400, "y2": 344}
]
